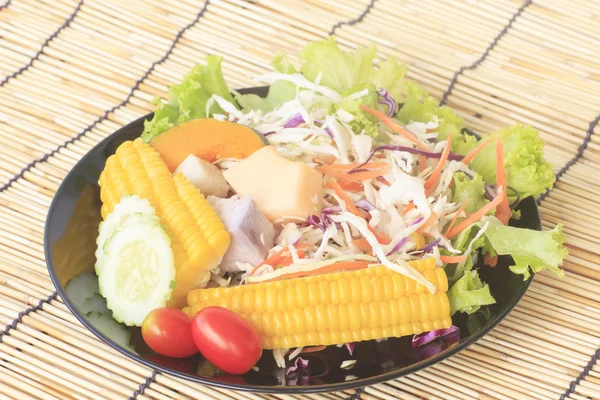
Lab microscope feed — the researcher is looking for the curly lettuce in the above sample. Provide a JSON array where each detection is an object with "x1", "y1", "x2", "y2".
[
  {"x1": 142, "y1": 55, "x2": 234, "y2": 142},
  {"x1": 448, "y1": 271, "x2": 496, "y2": 315},
  {"x1": 452, "y1": 171, "x2": 489, "y2": 214},
  {"x1": 457, "y1": 124, "x2": 556, "y2": 200}
]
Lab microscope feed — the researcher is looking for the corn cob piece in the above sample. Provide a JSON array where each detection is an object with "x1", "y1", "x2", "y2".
[
  {"x1": 99, "y1": 138, "x2": 230, "y2": 307},
  {"x1": 186, "y1": 258, "x2": 451, "y2": 349}
]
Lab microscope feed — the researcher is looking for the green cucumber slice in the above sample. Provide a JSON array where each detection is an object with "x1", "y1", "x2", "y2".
[
  {"x1": 95, "y1": 195, "x2": 156, "y2": 276},
  {"x1": 98, "y1": 213, "x2": 175, "y2": 326}
]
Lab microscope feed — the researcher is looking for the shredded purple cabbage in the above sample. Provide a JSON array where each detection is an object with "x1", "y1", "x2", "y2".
[
  {"x1": 344, "y1": 342, "x2": 355, "y2": 356},
  {"x1": 286, "y1": 357, "x2": 309, "y2": 375},
  {"x1": 350, "y1": 145, "x2": 464, "y2": 174},
  {"x1": 354, "y1": 199, "x2": 376, "y2": 211},
  {"x1": 386, "y1": 217, "x2": 425, "y2": 256},
  {"x1": 376, "y1": 88, "x2": 398, "y2": 118},
  {"x1": 412, "y1": 237, "x2": 442, "y2": 254},
  {"x1": 307, "y1": 215, "x2": 327, "y2": 232},
  {"x1": 412, "y1": 326, "x2": 460, "y2": 348},
  {"x1": 284, "y1": 113, "x2": 306, "y2": 128}
]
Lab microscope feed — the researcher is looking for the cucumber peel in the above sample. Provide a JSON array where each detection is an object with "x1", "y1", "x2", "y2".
[{"x1": 98, "y1": 210, "x2": 175, "y2": 327}]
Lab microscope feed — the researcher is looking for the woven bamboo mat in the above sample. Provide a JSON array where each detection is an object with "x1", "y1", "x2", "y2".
[{"x1": 0, "y1": 0, "x2": 599, "y2": 399}]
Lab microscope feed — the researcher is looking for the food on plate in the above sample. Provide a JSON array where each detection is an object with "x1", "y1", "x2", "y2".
[
  {"x1": 186, "y1": 258, "x2": 449, "y2": 349},
  {"x1": 191, "y1": 306, "x2": 262, "y2": 375},
  {"x1": 98, "y1": 139, "x2": 231, "y2": 309},
  {"x1": 85, "y1": 36, "x2": 566, "y2": 374},
  {"x1": 148, "y1": 118, "x2": 265, "y2": 171},
  {"x1": 141, "y1": 307, "x2": 199, "y2": 358},
  {"x1": 175, "y1": 154, "x2": 230, "y2": 197},
  {"x1": 223, "y1": 146, "x2": 323, "y2": 222},
  {"x1": 208, "y1": 196, "x2": 275, "y2": 273}
]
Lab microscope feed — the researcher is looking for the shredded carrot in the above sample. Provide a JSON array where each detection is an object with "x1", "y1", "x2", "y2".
[
  {"x1": 494, "y1": 136, "x2": 511, "y2": 225},
  {"x1": 444, "y1": 198, "x2": 470, "y2": 236},
  {"x1": 338, "y1": 180, "x2": 363, "y2": 191},
  {"x1": 360, "y1": 104, "x2": 430, "y2": 151},
  {"x1": 352, "y1": 238, "x2": 372, "y2": 252},
  {"x1": 376, "y1": 176, "x2": 391, "y2": 186},
  {"x1": 445, "y1": 189, "x2": 504, "y2": 239},
  {"x1": 256, "y1": 261, "x2": 371, "y2": 283},
  {"x1": 440, "y1": 255, "x2": 468, "y2": 263},
  {"x1": 325, "y1": 181, "x2": 361, "y2": 216},
  {"x1": 484, "y1": 253, "x2": 498, "y2": 267},
  {"x1": 424, "y1": 134, "x2": 452, "y2": 195},
  {"x1": 417, "y1": 212, "x2": 438, "y2": 233},
  {"x1": 313, "y1": 154, "x2": 337, "y2": 165},
  {"x1": 248, "y1": 243, "x2": 312, "y2": 277},
  {"x1": 318, "y1": 163, "x2": 390, "y2": 182},
  {"x1": 461, "y1": 136, "x2": 492, "y2": 165},
  {"x1": 419, "y1": 154, "x2": 428, "y2": 173},
  {"x1": 300, "y1": 346, "x2": 327, "y2": 354},
  {"x1": 343, "y1": 167, "x2": 391, "y2": 182},
  {"x1": 402, "y1": 202, "x2": 416, "y2": 215},
  {"x1": 318, "y1": 162, "x2": 388, "y2": 171}
]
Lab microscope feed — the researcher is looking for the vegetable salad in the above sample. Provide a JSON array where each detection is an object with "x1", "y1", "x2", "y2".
[{"x1": 68, "y1": 36, "x2": 566, "y2": 376}]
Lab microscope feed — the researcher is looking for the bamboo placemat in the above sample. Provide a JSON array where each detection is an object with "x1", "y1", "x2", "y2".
[{"x1": 0, "y1": 0, "x2": 599, "y2": 399}]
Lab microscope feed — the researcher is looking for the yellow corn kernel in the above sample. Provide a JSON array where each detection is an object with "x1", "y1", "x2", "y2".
[
  {"x1": 186, "y1": 259, "x2": 451, "y2": 349},
  {"x1": 98, "y1": 138, "x2": 230, "y2": 308}
]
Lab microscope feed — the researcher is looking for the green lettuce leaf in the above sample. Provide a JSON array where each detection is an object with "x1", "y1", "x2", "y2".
[
  {"x1": 448, "y1": 271, "x2": 496, "y2": 315},
  {"x1": 142, "y1": 55, "x2": 234, "y2": 142},
  {"x1": 457, "y1": 124, "x2": 556, "y2": 200},
  {"x1": 236, "y1": 54, "x2": 298, "y2": 112},
  {"x1": 484, "y1": 222, "x2": 567, "y2": 280},
  {"x1": 452, "y1": 171, "x2": 489, "y2": 214},
  {"x1": 299, "y1": 36, "x2": 377, "y2": 93}
]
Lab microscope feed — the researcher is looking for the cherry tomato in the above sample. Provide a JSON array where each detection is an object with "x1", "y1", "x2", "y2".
[
  {"x1": 191, "y1": 307, "x2": 262, "y2": 374},
  {"x1": 142, "y1": 307, "x2": 198, "y2": 358}
]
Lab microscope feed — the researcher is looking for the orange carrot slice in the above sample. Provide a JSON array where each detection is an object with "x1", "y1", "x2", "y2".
[
  {"x1": 300, "y1": 346, "x2": 327, "y2": 354},
  {"x1": 248, "y1": 243, "x2": 312, "y2": 277},
  {"x1": 494, "y1": 136, "x2": 511, "y2": 225},
  {"x1": 444, "y1": 198, "x2": 470, "y2": 236},
  {"x1": 417, "y1": 212, "x2": 438, "y2": 233},
  {"x1": 440, "y1": 255, "x2": 468, "y2": 263},
  {"x1": 256, "y1": 261, "x2": 371, "y2": 283},
  {"x1": 424, "y1": 134, "x2": 452, "y2": 195},
  {"x1": 461, "y1": 136, "x2": 492, "y2": 165},
  {"x1": 484, "y1": 253, "x2": 499, "y2": 267},
  {"x1": 402, "y1": 202, "x2": 416, "y2": 215},
  {"x1": 445, "y1": 189, "x2": 504, "y2": 239},
  {"x1": 360, "y1": 104, "x2": 430, "y2": 151},
  {"x1": 325, "y1": 180, "x2": 361, "y2": 216},
  {"x1": 338, "y1": 181, "x2": 363, "y2": 191}
]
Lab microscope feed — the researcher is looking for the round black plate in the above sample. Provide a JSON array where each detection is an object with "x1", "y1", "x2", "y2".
[{"x1": 44, "y1": 87, "x2": 536, "y2": 393}]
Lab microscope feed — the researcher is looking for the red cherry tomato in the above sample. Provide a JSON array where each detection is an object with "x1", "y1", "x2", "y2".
[
  {"x1": 191, "y1": 307, "x2": 262, "y2": 375},
  {"x1": 142, "y1": 308, "x2": 198, "y2": 358}
]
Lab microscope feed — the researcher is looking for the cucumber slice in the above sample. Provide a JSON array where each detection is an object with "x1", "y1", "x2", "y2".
[
  {"x1": 86, "y1": 312, "x2": 131, "y2": 349},
  {"x1": 96, "y1": 195, "x2": 156, "y2": 276},
  {"x1": 98, "y1": 213, "x2": 175, "y2": 326},
  {"x1": 65, "y1": 272, "x2": 99, "y2": 308},
  {"x1": 80, "y1": 294, "x2": 111, "y2": 316}
]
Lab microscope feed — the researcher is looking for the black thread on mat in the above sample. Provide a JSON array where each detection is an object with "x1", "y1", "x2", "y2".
[
  {"x1": 537, "y1": 113, "x2": 600, "y2": 203},
  {"x1": 129, "y1": 370, "x2": 157, "y2": 400},
  {"x1": 559, "y1": 347, "x2": 600, "y2": 400},
  {"x1": 328, "y1": 0, "x2": 377, "y2": 36},
  {"x1": 0, "y1": 0, "x2": 11, "y2": 11},
  {"x1": 0, "y1": 0, "x2": 84, "y2": 88},
  {"x1": 439, "y1": 0, "x2": 532, "y2": 105},
  {"x1": 343, "y1": 387, "x2": 365, "y2": 400},
  {"x1": 0, "y1": 292, "x2": 57, "y2": 343},
  {"x1": 0, "y1": 0, "x2": 212, "y2": 194}
]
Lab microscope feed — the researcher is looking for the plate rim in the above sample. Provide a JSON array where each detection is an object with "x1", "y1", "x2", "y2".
[{"x1": 44, "y1": 86, "x2": 535, "y2": 394}]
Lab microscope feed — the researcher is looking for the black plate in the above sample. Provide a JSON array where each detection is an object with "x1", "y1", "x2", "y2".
[{"x1": 44, "y1": 87, "x2": 536, "y2": 394}]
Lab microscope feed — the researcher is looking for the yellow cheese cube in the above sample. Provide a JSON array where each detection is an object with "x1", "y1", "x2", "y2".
[{"x1": 223, "y1": 146, "x2": 323, "y2": 222}]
